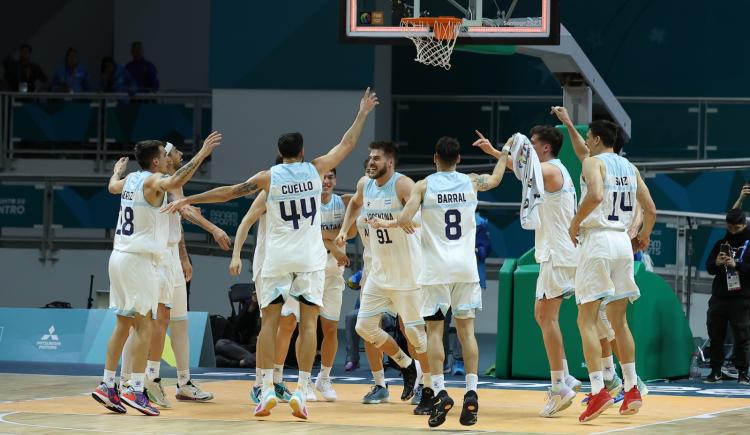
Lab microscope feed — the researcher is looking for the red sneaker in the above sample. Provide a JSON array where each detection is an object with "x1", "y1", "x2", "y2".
[
  {"x1": 579, "y1": 388, "x2": 613, "y2": 422},
  {"x1": 619, "y1": 387, "x2": 642, "y2": 415}
]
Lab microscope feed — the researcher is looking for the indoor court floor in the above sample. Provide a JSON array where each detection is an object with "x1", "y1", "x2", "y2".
[{"x1": 2, "y1": 372, "x2": 750, "y2": 435}]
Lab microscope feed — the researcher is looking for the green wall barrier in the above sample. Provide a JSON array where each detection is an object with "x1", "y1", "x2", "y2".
[{"x1": 495, "y1": 258, "x2": 516, "y2": 379}]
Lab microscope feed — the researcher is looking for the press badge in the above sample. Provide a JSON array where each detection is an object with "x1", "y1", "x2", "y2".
[{"x1": 727, "y1": 269, "x2": 741, "y2": 291}]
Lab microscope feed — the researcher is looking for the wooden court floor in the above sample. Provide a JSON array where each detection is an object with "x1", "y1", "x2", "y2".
[{"x1": 2, "y1": 373, "x2": 750, "y2": 434}]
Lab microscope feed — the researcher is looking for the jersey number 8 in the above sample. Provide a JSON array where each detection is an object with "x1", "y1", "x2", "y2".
[
  {"x1": 115, "y1": 206, "x2": 134, "y2": 236},
  {"x1": 444, "y1": 209, "x2": 461, "y2": 240}
]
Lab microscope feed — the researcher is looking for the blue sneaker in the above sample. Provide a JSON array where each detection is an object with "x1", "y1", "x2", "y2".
[
  {"x1": 452, "y1": 360, "x2": 466, "y2": 376},
  {"x1": 250, "y1": 384, "x2": 262, "y2": 404},
  {"x1": 346, "y1": 270, "x2": 363, "y2": 290},
  {"x1": 274, "y1": 382, "x2": 292, "y2": 403},
  {"x1": 362, "y1": 384, "x2": 389, "y2": 404},
  {"x1": 613, "y1": 388, "x2": 625, "y2": 404}
]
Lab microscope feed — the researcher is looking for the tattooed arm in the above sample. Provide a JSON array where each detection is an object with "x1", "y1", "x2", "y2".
[
  {"x1": 469, "y1": 130, "x2": 510, "y2": 192},
  {"x1": 152, "y1": 131, "x2": 222, "y2": 194},
  {"x1": 162, "y1": 170, "x2": 269, "y2": 214}
]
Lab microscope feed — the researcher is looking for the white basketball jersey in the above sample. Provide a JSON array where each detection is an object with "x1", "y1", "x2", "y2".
[
  {"x1": 252, "y1": 214, "x2": 266, "y2": 283},
  {"x1": 113, "y1": 171, "x2": 169, "y2": 255},
  {"x1": 262, "y1": 162, "x2": 327, "y2": 276},
  {"x1": 167, "y1": 198, "x2": 182, "y2": 246},
  {"x1": 580, "y1": 153, "x2": 637, "y2": 231},
  {"x1": 363, "y1": 173, "x2": 421, "y2": 290},
  {"x1": 419, "y1": 171, "x2": 479, "y2": 285},
  {"x1": 535, "y1": 159, "x2": 579, "y2": 267},
  {"x1": 321, "y1": 194, "x2": 346, "y2": 276},
  {"x1": 356, "y1": 211, "x2": 371, "y2": 272}
]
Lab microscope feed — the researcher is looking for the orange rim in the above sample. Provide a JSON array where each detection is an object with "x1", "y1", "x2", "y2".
[{"x1": 401, "y1": 16, "x2": 462, "y2": 40}]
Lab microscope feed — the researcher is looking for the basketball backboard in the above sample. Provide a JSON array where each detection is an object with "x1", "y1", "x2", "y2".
[{"x1": 341, "y1": 0, "x2": 559, "y2": 45}]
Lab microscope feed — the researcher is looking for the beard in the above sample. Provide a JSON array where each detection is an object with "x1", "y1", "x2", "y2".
[{"x1": 369, "y1": 166, "x2": 387, "y2": 179}]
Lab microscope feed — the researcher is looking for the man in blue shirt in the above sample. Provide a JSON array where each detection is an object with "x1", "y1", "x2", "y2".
[
  {"x1": 51, "y1": 47, "x2": 91, "y2": 92},
  {"x1": 126, "y1": 42, "x2": 159, "y2": 93}
]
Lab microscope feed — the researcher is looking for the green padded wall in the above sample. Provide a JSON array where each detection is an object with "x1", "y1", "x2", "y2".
[{"x1": 495, "y1": 259, "x2": 517, "y2": 378}]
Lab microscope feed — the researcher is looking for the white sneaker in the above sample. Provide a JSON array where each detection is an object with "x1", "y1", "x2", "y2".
[
  {"x1": 565, "y1": 375, "x2": 582, "y2": 393},
  {"x1": 314, "y1": 376, "x2": 338, "y2": 402},
  {"x1": 305, "y1": 379, "x2": 318, "y2": 402},
  {"x1": 144, "y1": 378, "x2": 172, "y2": 408},
  {"x1": 175, "y1": 379, "x2": 214, "y2": 402},
  {"x1": 289, "y1": 390, "x2": 308, "y2": 420},
  {"x1": 254, "y1": 388, "x2": 277, "y2": 417},
  {"x1": 539, "y1": 386, "x2": 576, "y2": 417}
]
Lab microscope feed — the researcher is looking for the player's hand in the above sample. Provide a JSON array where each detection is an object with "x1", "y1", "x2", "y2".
[
  {"x1": 551, "y1": 106, "x2": 571, "y2": 124},
  {"x1": 368, "y1": 217, "x2": 389, "y2": 229},
  {"x1": 161, "y1": 197, "x2": 190, "y2": 214},
  {"x1": 396, "y1": 217, "x2": 416, "y2": 235},
  {"x1": 212, "y1": 228, "x2": 232, "y2": 250},
  {"x1": 181, "y1": 258, "x2": 193, "y2": 282},
  {"x1": 199, "y1": 131, "x2": 222, "y2": 155},
  {"x1": 634, "y1": 234, "x2": 651, "y2": 252},
  {"x1": 716, "y1": 253, "x2": 729, "y2": 266},
  {"x1": 332, "y1": 247, "x2": 351, "y2": 267},
  {"x1": 229, "y1": 257, "x2": 242, "y2": 276},
  {"x1": 359, "y1": 87, "x2": 379, "y2": 115},
  {"x1": 741, "y1": 185, "x2": 750, "y2": 199},
  {"x1": 568, "y1": 221, "x2": 580, "y2": 247},
  {"x1": 334, "y1": 231, "x2": 347, "y2": 248},
  {"x1": 185, "y1": 205, "x2": 202, "y2": 216},
  {"x1": 472, "y1": 130, "x2": 501, "y2": 158},
  {"x1": 113, "y1": 157, "x2": 128, "y2": 177},
  {"x1": 726, "y1": 256, "x2": 737, "y2": 268}
]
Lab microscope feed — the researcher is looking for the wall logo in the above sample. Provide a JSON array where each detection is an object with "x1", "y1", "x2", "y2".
[{"x1": 37, "y1": 325, "x2": 61, "y2": 350}]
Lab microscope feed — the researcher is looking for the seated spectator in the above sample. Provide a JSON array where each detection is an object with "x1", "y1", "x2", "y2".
[
  {"x1": 215, "y1": 290, "x2": 260, "y2": 368},
  {"x1": 51, "y1": 47, "x2": 91, "y2": 92},
  {"x1": 704, "y1": 208, "x2": 750, "y2": 385},
  {"x1": 99, "y1": 56, "x2": 136, "y2": 94},
  {"x1": 5, "y1": 44, "x2": 47, "y2": 92},
  {"x1": 126, "y1": 41, "x2": 159, "y2": 92}
]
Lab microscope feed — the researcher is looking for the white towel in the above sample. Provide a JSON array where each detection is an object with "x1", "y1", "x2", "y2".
[{"x1": 509, "y1": 133, "x2": 545, "y2": 230}]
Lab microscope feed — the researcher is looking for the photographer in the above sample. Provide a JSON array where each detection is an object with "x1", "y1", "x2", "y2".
[{"x1": 705, "y1": 208, "x2": 750, "y2": 384}]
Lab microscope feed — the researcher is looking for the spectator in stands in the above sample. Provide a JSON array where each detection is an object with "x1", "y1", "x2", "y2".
[
  {"x1": 50, "y1": 47, "x2": 91, "y2": 92},
  {"x1": 98, "y1": 56, "x2": 136, "y2": 94},
  {"x1": 5, "y1": 44, "x2": 47, "y2": 92},
  {"x1": 732, "y1": 183, "x2": 750, "y2": 210},
  {"x1": 126, "y1": 42, "x2": 159, "y2": 93},
  {"x1": 704, "y1": 208, "x2": 750, "y2": 385}
]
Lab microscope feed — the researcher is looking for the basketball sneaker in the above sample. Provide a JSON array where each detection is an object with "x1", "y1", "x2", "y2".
[
  {"x1": 410, "y1": 384, "x2": 423, "y2": 405},
  {"x1": 145, "y1": 377, "x2": 171, "y2": 408},
  {"x1": 274, "y1": 382, "x2": 292, "y2": 403},
  {"x1": 315, "y1": 376, "x2": 338, "y2": 402},
  {"x1": 250, "y1": 384, "x2": 262, "y2": 404},
  {"x1": 400, "y1": 360, "x2": 418, "y2": 401},
  {"x1": 540, "y1": 386, "x2": 575, "y2": 417},
  {"x1": 362, "y1": 384, "x2": 389, "y2": 404},
  {"x1": 704, "y1": 370, "x2": 722, "y2": 383},
  {"x1": 428, "y1": 389, "x2": 454, "y2": 428},
  {"x1": 459, "y1": 390, "x2": 479, "y2": 426},
  {"x1": 305, "y1": 379, "x2": 318, "y2": 402},
  {"x1": 254, "y1": 388, "x2": 277, "y2": 417},
  {"x1": 637, "y1": 376, "x2": 649, "y2": 396},
  {"x1": 578, "y1": 388, "x2": 613, "y2": 422},
  {"x1": 289, "y1": 390, "x2": 308, "y2": 420},
  {"x1": 175, "y1": 379, "x2": 214, "y2": 402},
  {"x1": 565, "y1": 375, "x2": 582, "y2": 393},
  {"x1": 582, "y1": 375, "x2": 622, "y2": 405},
  {"x1": 91, "y1": 382, "x2": 127, "y2": 413},
  {"x1": 413, "y1": 386, "x2": 434, "y2": 415},
  {"x1": 120, "y1": 385, "x2": 160, "y2": 416},
  {"x1": 619, "y1": 387, "x2": 642, "y2": 415},
  {"x1": 739, "y1": 371, "x2": 750, "y2": 385}
]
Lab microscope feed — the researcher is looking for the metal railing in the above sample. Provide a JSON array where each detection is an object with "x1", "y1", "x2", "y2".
[{"x1": 0, "y1": 92, "x2": 211, "y2": 172}]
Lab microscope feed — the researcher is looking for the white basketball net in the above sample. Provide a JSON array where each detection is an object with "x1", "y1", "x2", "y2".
[{"x1": 400, "y1": 18, "x2": 463, "y2": 70}]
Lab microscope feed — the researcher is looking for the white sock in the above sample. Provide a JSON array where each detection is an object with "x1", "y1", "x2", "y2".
[
  {"x1": 119, "y1": 370, "x2": 131, "y2": 384},
  {"x1": 602, "y1": 356, "x2": 615, "y2": 381},
  {"x1": 551, "y1": 370, "x2": 565, "y2": 392},
  {"x1": 177, "y1": 369, "x2": 190, "y2": 387},
  {"x1": 562, "y1": 359, "x2": 570, "y2": 378},
  {"x1": 392, "y1": 350, "x2": 413, "y2": 368},
  {"x1": 146, "y1": 360, "x2": 160, "y2": 381},
  {"x1": 414, "y1": 359, "x2": 423, "y2": 387},
  {"x1": 297, "y1": 371, "x2": 311, "y2": 391},
  {"x1": 422, "y1": 372, "x2": 432, "y2": 389},
  {"x1": 273, "y1": 364, "x2": 284, "y2": 384},
  {"x1": 621, "y1": 362, "x2": 637, "y2": 391},
  {"x1": 320, "y1": 365, "x2": 332, "y2": 379},
  {"x1": 466, "y1": 373, "x2": 478, "y2": 393},
  {"x1": 103, "y1": 369, "x2": 116, "y2": 388},
  {"x1": 255, "y1": 367, "x2": 262, "y2": 386},
  {"x1": 589, "y1": 371, "x2": 604, "y2": 393},
  {"x1": 432, "y1": 374, "x2": 446, "y2": 393},
  {"x1": 261, "y1": 368, "x2": 274, "y2": 390},
  {"x1": 131, "y1": 373, "x2": 145, "y2": 392},
  {"x1": 373, "y1": 370, "x2": 386, "y2": 388}
]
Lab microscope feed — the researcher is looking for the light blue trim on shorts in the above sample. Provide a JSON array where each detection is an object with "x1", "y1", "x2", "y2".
[
  {"x1": 537, "y1": 286, "x2": 575, "y2": 301},
  {"x1": 320, "y1": 312, "x2": 340, "y2": 322},
  {"x1": 113, "y1": 307, "x2": 136, "y2": 318},
  {"x1": 357, "y1": 307, "x2": 397, "y2": 319},
  {"x1": 606, "y1": 291, "x2": 640, "y2": 303},
  {"x1": 424, "y1": 302, "x2": 452, "y2": 318},
  {"x1": 403, "y1": 318, "x2": 425, "y2": 327},
  {"x1": 576, "y1": 289, "x2": 614, "y2": 305}
]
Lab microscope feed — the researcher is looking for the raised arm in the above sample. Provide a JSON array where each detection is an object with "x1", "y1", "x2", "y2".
[
  {"x1": 312, "y1": 88, "x2": 379, "y2": 175},
  {"x1": 568, "y1": 157, "x2": 604, "y2": 246},
  {"x1": 395, "y1": 179, "x2": 426, "y2": 234},
  {"x1": 163, "y1": 171, "x2": 269, "y2": 214},
  {"x1": 229, "y1": 191, "x2": 267, "y2": 276},
  {"x1": 335, "y1": 176, "x2": 366, "y2": 247},
  {"x1": 172, "y1": 188, "x2": 231, "y2": 251},
  {"x1": 732, "y1": 184, "x2": 750, "y2": 210},
  {"x1": 152, "y1": 131, "x2": 222, "y2": 192},
  {"x1": 108, "y1": 157, "x2": 129, "y2": 194},
  {"x1": 469, "y1": 130, "x2": 510, "y2": 191},
  {"x1": 633, "y1": 166, "x2": 657, "y2": 252},
  {"x1": 551, "y1": 106, "x2": 590, "y2": 162}
]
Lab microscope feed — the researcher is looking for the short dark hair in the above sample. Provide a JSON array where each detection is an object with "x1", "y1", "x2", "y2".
[
  {"x1": 274, "y1": 155, "x2": 283, "y2": 165},
  {"x1": 435, "y1": 137, "x2": 460, "y2": 165},
  {"x1": 588, "y1": 120, "x2": 618, "y2": 148},
  {"x1": 369, "y1": 141, "x2": 399, "y2": 164},
  {"x1": 100, "y1": 56, "x2": 115, "y2": 73},
  {"x1": 529, "y1": 125, "x2": 563, "y2": 157},
  {"x1": 726, "y1": 208, "x2": 747, "y2": 225},
  {"x1": 327, "y1": 167, "x2": 337, "y2": 176},
  {"x1": 278, "y1": 132, "x2": 303, "y2": 158},
  {"x1": 134, "y1": 140, "x2": 163, "y2": 170}
]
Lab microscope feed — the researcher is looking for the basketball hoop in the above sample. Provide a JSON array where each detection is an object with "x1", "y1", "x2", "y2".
[{"x1": 400, "y1": 17, "x2": 463, "y2": 70}]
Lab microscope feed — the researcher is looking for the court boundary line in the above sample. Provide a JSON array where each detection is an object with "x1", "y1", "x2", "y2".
[{"x1": 589, "y1": 404, "x2": 750, "y2": 434}]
